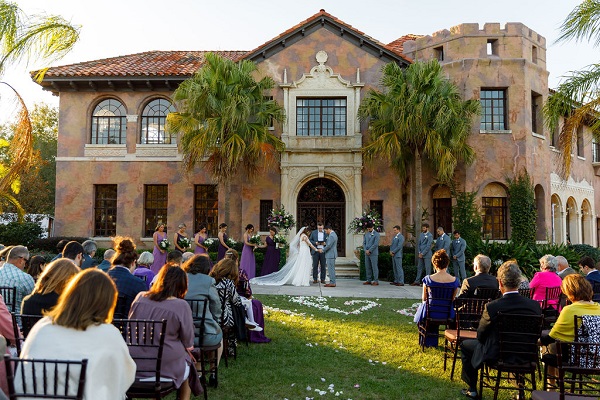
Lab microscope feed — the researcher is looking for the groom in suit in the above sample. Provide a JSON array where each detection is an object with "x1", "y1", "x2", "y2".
[
  {"x1": 459, "y1": 262, "x2": 541, "y2": 399},
  {"x1": 309, "y1": 223, "x2": 328, "y2": 283},
  {"x1": 323, "y1": 225, "x2": 338, "y2": 287},
  {"x1": 363, "y1": 222, "x2": 381, "y2": 285}
]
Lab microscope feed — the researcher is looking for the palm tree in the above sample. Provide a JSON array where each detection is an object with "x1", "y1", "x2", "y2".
[
  {"x1": 166, "y1": 52, "x2": 285, "y2": 226},
  {"x1": 358, "y1": 60, "x2": 480, "y2": 236},
  {"x1": 544, "y1": 0, "x2": 600, "y2": 178},
  {"x1": 0, "y1": 1, "x2": 79, "y2": 218}
]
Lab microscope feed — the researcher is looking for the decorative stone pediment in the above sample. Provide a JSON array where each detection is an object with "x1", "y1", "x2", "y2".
[{"x1": 286, "y1": 51, "x2": 360, "y2": 90}]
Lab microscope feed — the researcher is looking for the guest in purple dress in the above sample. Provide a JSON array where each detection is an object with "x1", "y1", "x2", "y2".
[
  {"x1": 260, "y1": 227, "x2": 281, "y2": 276},
  {"x1": 240, "y1": 224, "x2": 262, "y2": 279},
  {"x1": 151, "y1": 223, "x2": 168, "y2": 275},
  {"x1": 217, "y1": 223, "x2": 231, "y2": 261},
  {"x1": 194, "y1": 225, "x2": 209, "y2": 255},
  {"x1": 133, "y1": 251, "x2": 155, "y2": 290}
]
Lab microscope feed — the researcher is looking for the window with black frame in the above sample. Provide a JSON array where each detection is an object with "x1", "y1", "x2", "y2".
[
  {"x1": 297, "y1": 98, "x2": 346, "y2": 136},
  {"x1": 91, "y1": 99, "x2": 126, "y2": 144},
  {"x1": 482, "y1": 197, "x2": 507, "y2": 240},
  {"x1": 480, "y1": 89, "x2": 507, "y2": 131},
  {"x1": 194, "y1": 185, "x2": 218, "y2": 235},
  {"x1": 140, "y1": 98, "x2": 176, "y2": 144},
  {"x1": 144, "y1": 185, "x2": 168, "y2": 237},
  {"x1": 94, "y1": 185, "x2": 117, "y2": 237}
]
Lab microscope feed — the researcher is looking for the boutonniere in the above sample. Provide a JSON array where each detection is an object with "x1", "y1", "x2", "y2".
[{"x1": 370, "y1": 232, "x2": 374, "y2": 237}]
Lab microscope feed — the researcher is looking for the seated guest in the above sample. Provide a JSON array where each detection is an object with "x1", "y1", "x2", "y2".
[
  {"x1": 228, "y1": 250, "x2": 270, "y2": 342},
  {"x1": 579, "y1": 256, "x2": 600, "y2": 285},
  {"x1": 62, "y1": 241, "x2": 84, "y2": 268},
  {"x1": 556, "y1": 256, "x2": 576, "y2": 279},
  {"x1": 80, "y1": 239, "x2": 98, "y2": 269},
  {"x1": 529, "y1": 254, "x2": 562, "y2": 309},
  {"x1": 182, "y1": 252, "x2": 194, "y2": 264},
  {"x1": 460, "y1": 261, "x2": 541, "y2": 399},
  {"x1": 167, "y1": 250, "x2": 184, "y2": 267},
  {"x1": 209, "y1": 258, "x2": 244, "y2": 356},
  {"x1": 107, "y1": 237, "x2": 146, "y2": 317},
  {"x1": 133, "y1": 251, "x2": 155, "y2": 290},
  {"x1": 26, "y1": 255, "x2": 46, "y2": 282},
  {"x1": 0, "y1": 246, "x2": 34, "y2": 314},
  {"x1": 416, "y1": 249, "x2": 459, "y2": 348},
  {"x1": 20, "y1": 269, "x2": 136, "y2": 400},
  {"x1": 0, "y1": 294, "x2": 18, "y2": 397},
  {"x1": 21, "y1": 258, "x2": 80, "y2": 316},
  {"x1": 97, "y1": 249, "x2": 115, "y2": 272},
  {"x1": 129, "y1": 266, "x2": 200, "y2": 400},
  {"x1": 183, "y1": 254, "x2": 223, "y2": 386},
  {"x1": 458, "y1": 254, "x2": 498, "y2": 298},
  {"x1": 50, "y1": 240, "x2": 68, "y2": 262}
]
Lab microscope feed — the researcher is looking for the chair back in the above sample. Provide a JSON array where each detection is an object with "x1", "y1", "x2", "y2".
[
  {"x1": 185, "y1": 298, "x2": 209, "y2": 344},
  {"x1": 114, "y1": 295, "x2": 128, "y2": 319},
  {"x1": 592, "y1": 282, "x2": 600, "y2": 303},
  {"x1": 424, "y1": 285, "x2": 457, "y2": 322},
  {"x1": 555, "y1": 341, "x2": 600, "y2": 397},
  {"x1": 112, "y1": 319, "x2": 167, "y2": 389},
  {"x1": 0, "y1": 286, "x2": 16, "y2": 313},
  {"x1": 472, "y1": 287, "x2": 500, "y2": 300},
  {"x1": 574, "y1": 315, "x2": 600, "y2": 343},
  {"x1": 518, "y1": 288, "x2": 532, "y2": 299},
  {"x1": 453, "y1": 298, "x2": 487, "y2": 333},
  {"x1": 496, "y1": 312, "x2": 543, "y2": 366},
  {"x1": 542, "y1": 286, "x2": 562, "y2": 311},
  {"x1": 4, "y1": 355, "x2": 88, "y2": 399},
  {"x1": 11, "y1": 313, "x2": 43, "y2": 356}
]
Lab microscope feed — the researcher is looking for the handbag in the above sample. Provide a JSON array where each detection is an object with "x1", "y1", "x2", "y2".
[{"x1": 231, "y1": 303, "x2": 248, "y2": 341}]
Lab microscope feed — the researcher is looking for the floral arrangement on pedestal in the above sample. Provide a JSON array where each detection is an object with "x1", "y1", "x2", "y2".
[
  {"x1": 274, "y1": 233, "x2": 288, "y2": 249},
  {"x1": 267, "y1": 204, "x2": 296, "y2": 233},
  {"x1": 159, "y1": 238, "x2": 171, "y2": 251},
  {"x1": 347, "y1": 208, "x2": 383, "y2": 234}
]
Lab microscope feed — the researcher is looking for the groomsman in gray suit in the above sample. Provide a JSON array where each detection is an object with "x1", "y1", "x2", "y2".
[
  {"x1": 389, "y1": 225, "x2": 405, "y2": 286},
  {"x1": 451, "y1": 230, "x2": 467, "y2": 282},
  {"x1": 362, "y1": 222, "x2": 381, "y2": 285},
  {"x1": 323, "y1": 225, "x2": 338, "y2": 287},
  {"x1": 435, "y1": 226, "x2": 451, "y2": 254},
  {"x1": 412, "y1": 223, "x2": 433, "y2": 286}
]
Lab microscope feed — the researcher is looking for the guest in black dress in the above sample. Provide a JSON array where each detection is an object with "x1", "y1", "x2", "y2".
[{"x1": 22, "y1": 258, "x2": 80, "y2": 316}]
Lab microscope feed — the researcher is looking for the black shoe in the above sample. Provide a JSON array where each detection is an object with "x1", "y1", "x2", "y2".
[
  {"x1": 208, "y1": 373, "x2": 218, "y2": 388},
  {"x1": 461, "y1": 389, "x2": 477, "y2": 399}
]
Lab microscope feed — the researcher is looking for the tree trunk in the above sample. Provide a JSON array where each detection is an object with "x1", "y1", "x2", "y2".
[
  {"x1": 223, "y1": 180, "x2": 231, "y2": 230},
  {"x1": 414, "y1": 149, "x2": 423, "y2": 264}
]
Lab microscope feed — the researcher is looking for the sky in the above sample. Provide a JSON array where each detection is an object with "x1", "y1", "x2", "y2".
[{"x1": 4, "y1": 0, "x2": 598, "y2": 110}]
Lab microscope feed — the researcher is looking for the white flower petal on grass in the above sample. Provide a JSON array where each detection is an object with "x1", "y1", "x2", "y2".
[
  {"x1": 321, "y1": 377, "x2": 326, "y2": 382},
  {"x1": 291, "y1": 383, "x2": 295, "y2": 387},
  {"x1": 421, "y1": 367, "x2": 426, "y2": 370},
  {"x1": 382, "y1": 362, "x2": 387, "y2": 365},
  {"x1": 307, "y1": 386, "x2": 312, "y2": 391}
]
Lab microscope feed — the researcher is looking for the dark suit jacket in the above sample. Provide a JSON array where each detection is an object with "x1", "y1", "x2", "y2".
[
  {"x1": 309, "y1": 230, "x2": 328, "y2": 255},
  {"x1": 473, "y1": 292, "x2": 541, "y2": 366},
  {"x1": 586, "y1": 270, "x2": 600, "y2": 285},
  {"x1": 108, "y1": 266, "x2": 146, "y2": 316},
  {"x1": 458, "y1": 273, "x2": 499, "y2": 297}
]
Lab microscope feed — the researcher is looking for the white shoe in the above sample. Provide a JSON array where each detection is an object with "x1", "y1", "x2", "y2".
[{"x1": 244, "y1": 319, "x2": 263, "y2": 331}]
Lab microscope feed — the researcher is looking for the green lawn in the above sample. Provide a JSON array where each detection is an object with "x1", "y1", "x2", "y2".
[{"x1": 167, "y1": 295, "x2": 529, "y2": 399}]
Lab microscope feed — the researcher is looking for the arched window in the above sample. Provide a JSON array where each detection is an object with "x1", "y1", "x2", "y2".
[
  {"x1": 91, "y1": 99, "x2": 126, "y2": 144},
  {"x1": 481, "y1": 183, "x2": 508, "y2": 240},
  {"x1": 140, "y1": 99, "x2": 175, "y2": 144}
]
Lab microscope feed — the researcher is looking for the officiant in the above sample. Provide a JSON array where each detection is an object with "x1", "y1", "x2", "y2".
[{"x1": 309, "y1": 223, "x2": 328, "y2": 283}]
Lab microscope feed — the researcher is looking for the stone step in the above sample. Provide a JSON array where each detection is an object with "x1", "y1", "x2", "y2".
[{"x1": 334, "y1": 257, "x2": 360, "y2": 278}]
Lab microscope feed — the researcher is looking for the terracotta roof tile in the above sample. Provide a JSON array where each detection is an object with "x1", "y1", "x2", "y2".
[
  {"x1": 387, "y1": 34, "x2": 422, "y2": 57},
  {"x1": 41, "y1": 50, "x2": 247, "y2": 78}
]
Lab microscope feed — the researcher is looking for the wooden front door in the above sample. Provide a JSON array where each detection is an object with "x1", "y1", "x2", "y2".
[{"x1": 297, "y1": 178, "x2": 345, "y2": 256}]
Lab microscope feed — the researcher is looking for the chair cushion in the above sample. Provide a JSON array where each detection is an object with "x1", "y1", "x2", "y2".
[
  {"x1": 445, "y1": 329, "x2": 477, "y2": 341},
  {"x1": 532, "y1": 390, "x2": 598, "y2": 400},
  {"x1": 444, "y1": 329, "x2": 458, "y2": 341}
]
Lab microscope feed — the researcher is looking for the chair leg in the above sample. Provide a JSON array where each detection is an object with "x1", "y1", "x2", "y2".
[
  {"x1": 450, "y1": 341, "x2": 459, "y2": 381},
  {"x1": 478, "y1": 365, "x2": 484, "y2": 400},
  {"x1": 443, "y1": 338, "x2": 448, "y2": 371},
  {"x1": 493, "y1": 370, "x2": 501, "y2": 400}
]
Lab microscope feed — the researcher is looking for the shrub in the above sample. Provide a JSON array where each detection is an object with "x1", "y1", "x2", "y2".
[
  {"x1": 0, "y1": 222, "x2": 44, "y2": 247},
  {"x1": 507, "y1": 170, "x2": 536, "y2": 247},
  {"x1": 29, "y1": 236, "x2": 91, "y2": 252},
  {"x1": 359, "y1": 246, "x2": 416, "y2": 283},
  {"x1": 569, "y1": 244, "x2": 600, "y2": 264}
]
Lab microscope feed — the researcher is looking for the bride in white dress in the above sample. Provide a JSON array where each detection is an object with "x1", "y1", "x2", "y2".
[{"x1": 250, "y1": 227, "x2": 317, "y2": 287}]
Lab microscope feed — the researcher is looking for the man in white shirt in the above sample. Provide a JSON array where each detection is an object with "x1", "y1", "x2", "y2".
[{"x1": 309, "y1": 223, "x2": 328, "y2": 283}]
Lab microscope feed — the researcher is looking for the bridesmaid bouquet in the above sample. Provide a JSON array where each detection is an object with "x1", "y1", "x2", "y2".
[
  {"x1": 179, "y1": 237, "x2": 192, "y2": 250},
  {"x1": 274, "y1": 234, "x2": 287, "y2": 249},
  {"x1": 204, "y1": 238, "x2": 215, "y2": 248},
  {"x1": 226, "y1": 238, "x2": 237, "y2": 248},
  {"x1": 159, "y1": 238, "x2": 171, "y2": 251},
  {"x1": 249, "y1": 234, "x2": 262, "y2": 247}
]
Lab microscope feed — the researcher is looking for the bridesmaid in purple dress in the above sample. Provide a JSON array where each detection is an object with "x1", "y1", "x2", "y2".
[
  {"x1": 260, "y1": 227, "x2": 281, "y2": 276},
  {"x1": 194, "y1": 225, "x2": 209, "y2": 255},
  {"x1": 217, "y1": 223, "x2": 231, "y2": 261},
  {"x1": 239, "y1": 224, "x2": 259, "y2": 279},
  {"x1": 151, "y1": 223, "x2": 168, "y2": 274}
]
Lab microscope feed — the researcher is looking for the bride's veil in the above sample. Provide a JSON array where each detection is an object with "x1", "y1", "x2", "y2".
[{"x1": 250, "y1": 226, "x2": 306, "y2": 286}]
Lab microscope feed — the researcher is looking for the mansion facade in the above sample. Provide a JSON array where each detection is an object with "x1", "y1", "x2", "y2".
[{"x1": 37, "y1": 10, "x2": 599, "y2": 260}]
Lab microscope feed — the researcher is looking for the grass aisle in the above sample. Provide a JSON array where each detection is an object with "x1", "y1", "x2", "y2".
[{"x1": 168, "y1": 295, "x2": 520, "y2": 400}]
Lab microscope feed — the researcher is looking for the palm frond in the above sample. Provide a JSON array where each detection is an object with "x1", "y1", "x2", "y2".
[{"x1": 556, "y1": 0, "x2": 600, "y2": 47}]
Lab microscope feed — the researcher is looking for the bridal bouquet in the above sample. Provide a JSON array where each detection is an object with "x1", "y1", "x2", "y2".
[
  {"x1": 274, "y1": 233, "x2": 287, "y2": 249},
  {"x1": 178, "y1": 237, "x2": 192, "y2": 250},
  {"x1": 347, "y1": 208, "x2": 383, "y2": 234},
  {"x1": 159, "y1": 238, "x2": 171, "y2": 251},
  {"x1": 249, "y1": 234, "x2": 262, "y2": 247},
  {"x1": 267, "y1": 204, "x2": 296, "y2": 232}
]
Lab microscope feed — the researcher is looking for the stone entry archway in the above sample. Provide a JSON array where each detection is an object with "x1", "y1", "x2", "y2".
[{"x1": 297, "y1": 178, "x2": 346, "y2": 256}]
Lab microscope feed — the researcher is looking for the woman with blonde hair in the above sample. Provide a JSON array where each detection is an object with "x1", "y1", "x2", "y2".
[
  {"x1": 21, "y1": 258, "x2": 80, "y2": 316},
  {"x1": 20, "y1": 269, "x2": 136, "y2": 400}
]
